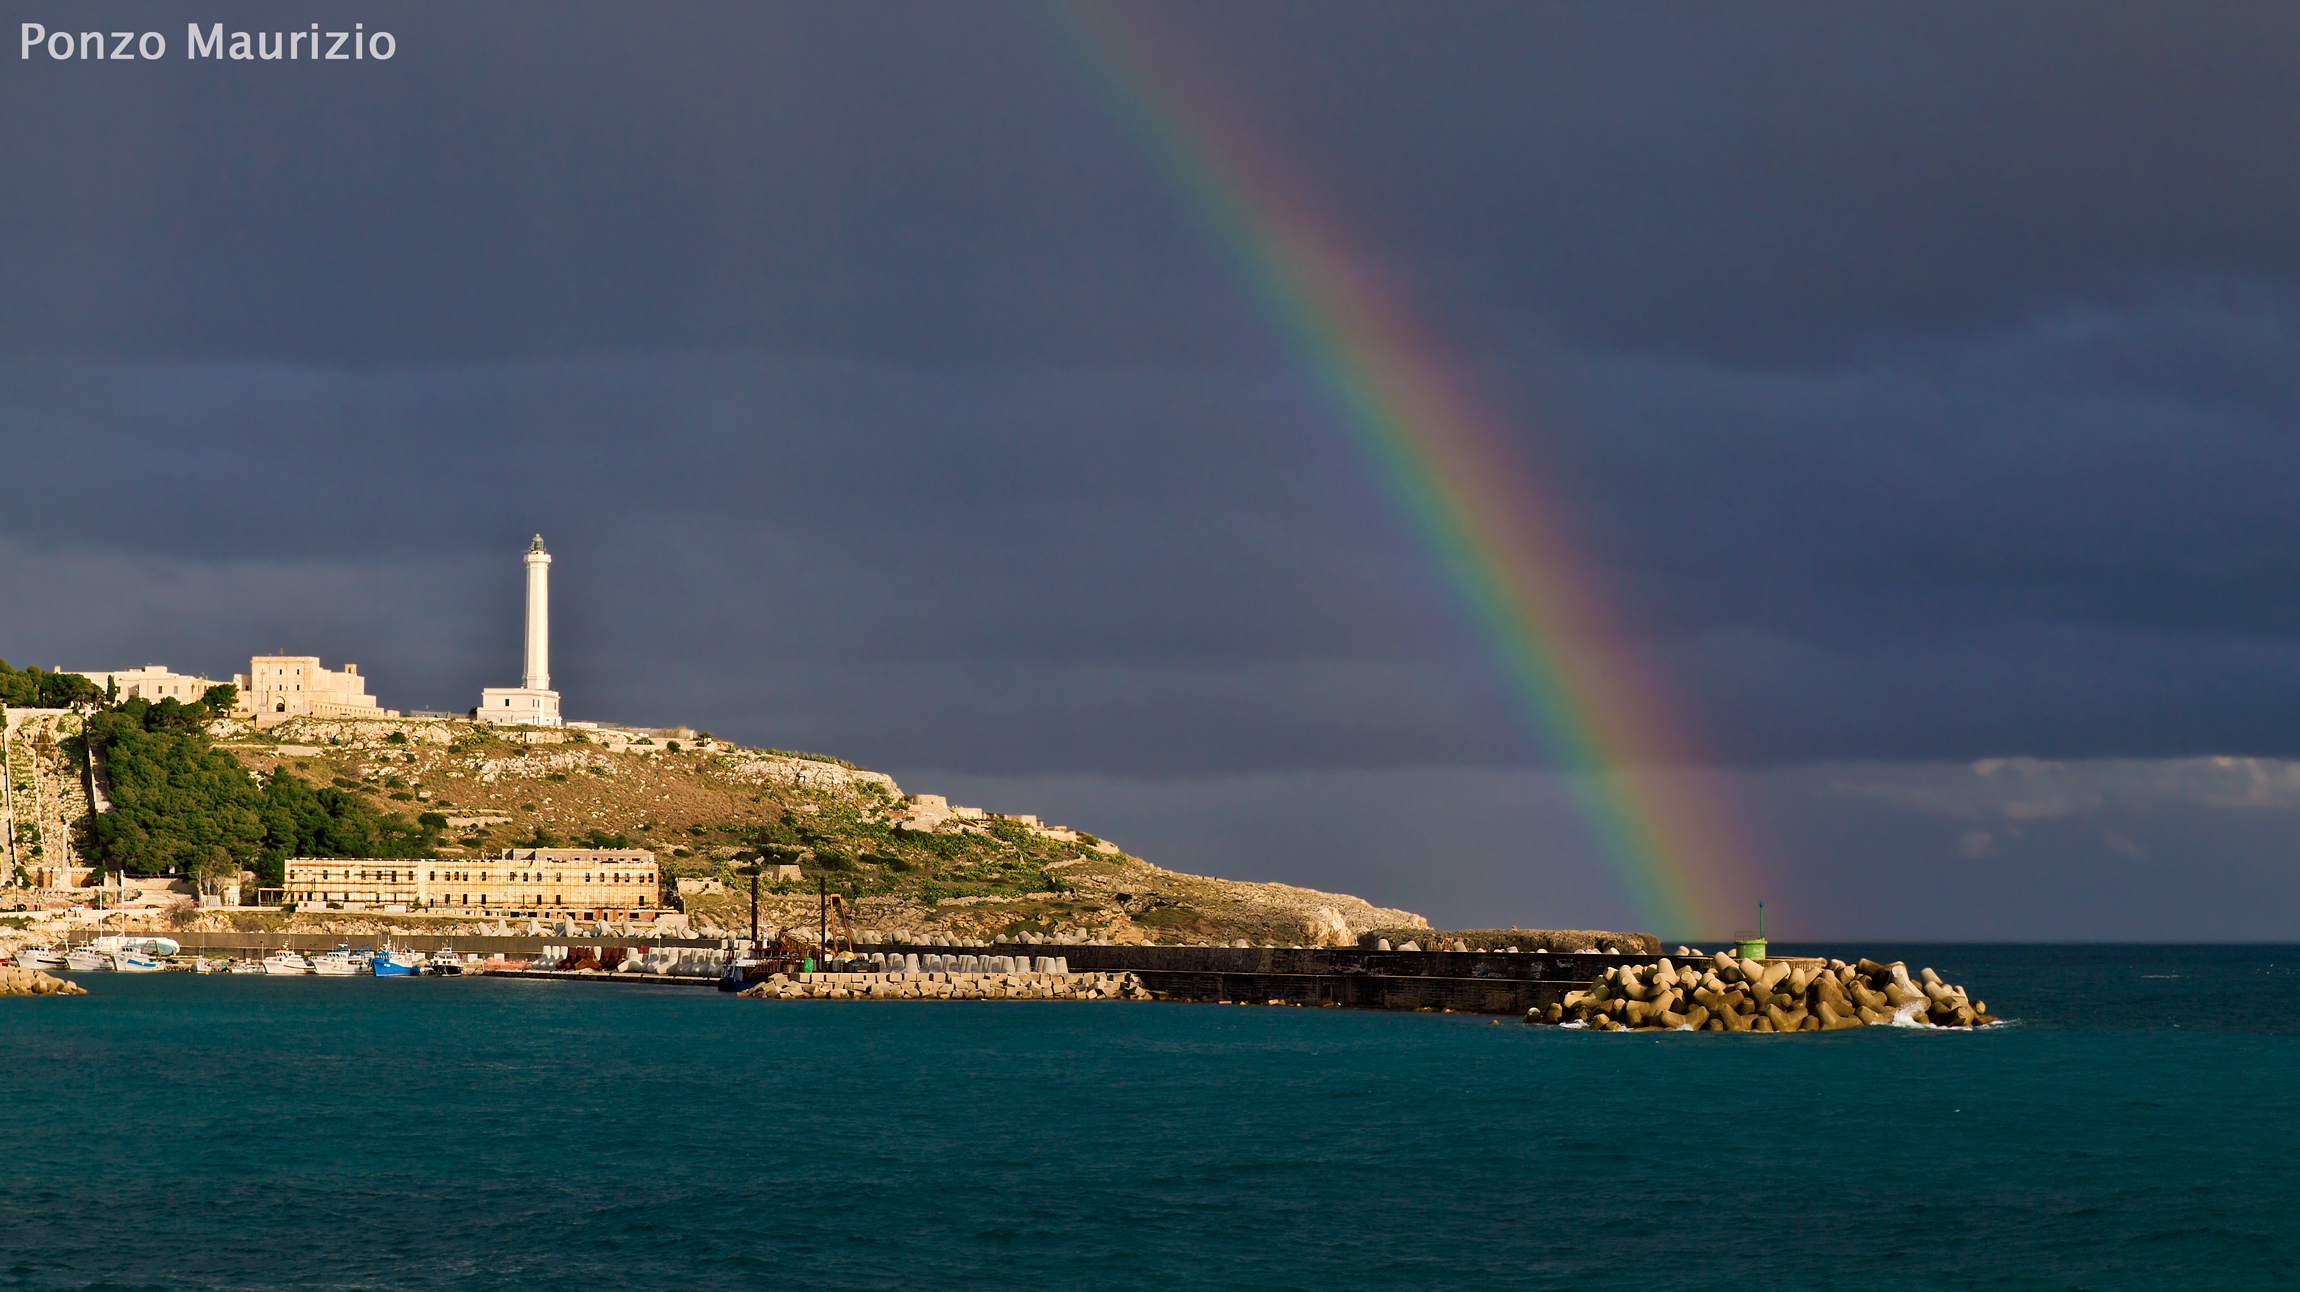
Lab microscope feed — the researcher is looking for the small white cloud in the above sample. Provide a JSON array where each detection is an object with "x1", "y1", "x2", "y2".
[{"x1": 1827, "y1": 756, "x2": 2300, "y2": 819}]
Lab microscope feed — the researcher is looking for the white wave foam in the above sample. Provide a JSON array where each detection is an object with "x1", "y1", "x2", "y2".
[{"x1": 1884, "y1": 1001, "x2": 1931, "y2": 1027}]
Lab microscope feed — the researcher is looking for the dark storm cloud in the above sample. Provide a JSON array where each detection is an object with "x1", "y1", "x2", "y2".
[
  {"x1": 2, "y1": 0, "x2": 1257, "y2": 365},
  {"x1": 14, "y1": 3, "x2": 2300, "y2": 367},
  {"x1": 0, "y1": 353, "x2": 1524, "y2": 773},
  {"x1": 1177, "y1": 2, "x2": 2300, "y2": 362},
  {"x1": 14, "y1": 293, "x2": 2300, "y2": 776}
]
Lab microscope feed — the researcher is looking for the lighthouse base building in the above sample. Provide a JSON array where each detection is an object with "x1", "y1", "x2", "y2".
[
  {"x1": 479, "y1": 686, "x2": 560, "y2": 725},
  {"x1": 476, "y1": 534, "x2": 563, "y2": 727}
]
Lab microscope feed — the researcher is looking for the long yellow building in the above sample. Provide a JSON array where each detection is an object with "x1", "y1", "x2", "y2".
[{"x1": 284, "y1": 848, "x2": 659, "y2": 917}]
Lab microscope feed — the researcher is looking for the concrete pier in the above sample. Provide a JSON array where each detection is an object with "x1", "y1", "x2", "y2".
[{"x1": 153, "y1": 933, "x2": 1640, "y2": 1014}]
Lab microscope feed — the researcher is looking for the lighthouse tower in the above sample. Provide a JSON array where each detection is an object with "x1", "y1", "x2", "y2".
[{"x1": 477, "y1": 535, "x2": 563, "y2": 726}]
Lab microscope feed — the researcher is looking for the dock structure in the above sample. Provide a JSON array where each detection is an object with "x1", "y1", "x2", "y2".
[
  {"x1": 1055, "y1": 943, "x2": 1636, "y2": 1013},
  {"x1": 153, "y1": 933, "x2": 1649, "y2": 1013}
]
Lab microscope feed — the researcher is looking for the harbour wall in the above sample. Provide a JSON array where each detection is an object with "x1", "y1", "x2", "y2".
[
  {"x1": 1056, "y1": 944, "x2": 1633, "y2": 1013},
  {"x1": 156, "y1": 935, "x2": 1638, "y2": 1014}
]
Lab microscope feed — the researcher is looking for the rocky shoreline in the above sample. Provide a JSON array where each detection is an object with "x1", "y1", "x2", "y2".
[{"x1": 1535, "y1": 953, "x2": 1994, "y2": 1031}]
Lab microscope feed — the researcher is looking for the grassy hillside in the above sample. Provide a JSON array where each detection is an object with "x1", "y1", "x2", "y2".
[{"x1": 211, "y1": 715, "x2": 1431, "y2": 945}]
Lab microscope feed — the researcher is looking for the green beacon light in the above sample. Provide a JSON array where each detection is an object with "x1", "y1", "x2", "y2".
[{"x1": 1732, "y1": 901, "x2": 1768, "y2": 961}]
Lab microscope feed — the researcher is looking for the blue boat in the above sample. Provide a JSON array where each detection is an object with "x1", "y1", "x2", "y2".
[{"x1": 373, "y1": 949, "x2": 423, "y2": 976}]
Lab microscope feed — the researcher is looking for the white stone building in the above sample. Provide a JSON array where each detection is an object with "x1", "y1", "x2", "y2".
[
  {"x1": 284, "y1": 847, "x2": 658, "y2": 916},
  {"x1": 234, "y1": 656, "x2": 394, "y2": 718},
  {"x1": 478, "y1": 535, "x2": 562, "y2": 726},
  {"x1": 65, "y1": 665, "x2": 224, "y2": 704}
]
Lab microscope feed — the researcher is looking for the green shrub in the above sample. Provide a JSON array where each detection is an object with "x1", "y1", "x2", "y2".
[{"x1": 761, "y1": 748, "x2": 860, "y2": 770}]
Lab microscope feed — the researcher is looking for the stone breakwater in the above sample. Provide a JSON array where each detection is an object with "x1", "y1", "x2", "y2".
[
  {"x1": 0, "y1": 967, "x2": 86, "y2": 996},
  {"x1": 1536, "y1": 954, "x2": 1996, "y2": 1032},
  {"x1": 737, "y1": 971, "x2": 1148, "y2": 1001}
]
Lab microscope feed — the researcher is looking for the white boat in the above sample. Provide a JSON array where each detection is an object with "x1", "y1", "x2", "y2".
[
  {"x1": 228, "y1": 959, "x2": 265, "y2": 974},
  {"x1": 262, "y1": 951, "x2": 312, "y2": 975},
  {"x1": 194, "y1": 957, "x2": 212, "y2": 974},
  {"x1": 14, "y1": 946, "x2": 65, "y2": 971},
  {"x1": 66, "y1": 948, "x2": 109, "y2": 972},
  {"x1": 109, "y1": 950, "x2": 162, "y2": 972},
  {"x1": 312, "y1": 951, "x2": 363, "y2": 976},
  {"x1": 425, "y1": 947, "x2": 463, "y2": 975},
  {"x1": 92, "y1": 935, "x2": 180, "y2": 959}
]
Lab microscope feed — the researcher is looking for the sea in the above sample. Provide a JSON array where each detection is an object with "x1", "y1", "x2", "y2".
[{"x1": 2, "y1": 943, "x2": 2294, "y2": 1292}]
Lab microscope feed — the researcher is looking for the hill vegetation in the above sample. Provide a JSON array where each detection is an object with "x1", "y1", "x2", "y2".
[
  {"x1": 203, "y1": 715, "x2": 1432, "y2": 945},
  {"x1": 84, "y1": 697, "x2": 441, "y2": 886},
  {"x1": 9, "y1": 681, "x2": 1452, "y2": 943},
  {"x1": 0, "y1": 662, "x2": 98, "y2": 709}
]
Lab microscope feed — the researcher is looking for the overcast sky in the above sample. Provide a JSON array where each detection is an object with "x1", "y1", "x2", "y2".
[{"x1": 8, "y1": 2, "x2": 2300, "y2": 939}]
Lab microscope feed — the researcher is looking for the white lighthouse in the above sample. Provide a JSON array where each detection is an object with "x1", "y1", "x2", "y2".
[{"x1": 477, "y1": 534, "x2": 563, "y2": 726}]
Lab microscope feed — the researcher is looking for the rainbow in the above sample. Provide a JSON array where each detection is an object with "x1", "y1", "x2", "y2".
[{"x1": 1047, "y1": 5, "x2": 1752, "y2": 938}]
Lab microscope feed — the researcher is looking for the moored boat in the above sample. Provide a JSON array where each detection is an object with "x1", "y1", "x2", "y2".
[
  {"x1": 15, "y1": 945, "x2": 65, "y2": 971},
  {"x1": 312, "y1": 951, "x2": 363, "y2": 976},
  {"x1": 109, "y1": 950, "x2": 162, "y2": 972},
  {"x1": 92, "y1": 935, "x2": 180, "y2": 959},
  {"x1": 425, "y1": 947, "x2": 463, "y2": 975},
  {"x1": 262, "y1": 951, "x2": 312, "y2": 975},
  {"x1": 373, "y1": 949, "x2": 423, "y2": 976},
  {"x1": 66, "y1": 947, "x2": 108, "y2": 972},
  {"x1": 228, "y1": 958, "x2": 265, "y2": 974}
]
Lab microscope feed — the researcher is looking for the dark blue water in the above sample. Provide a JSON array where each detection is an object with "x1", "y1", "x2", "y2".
[{"x1": 4, "y1": 944, "x2": 2295, "y2": 1291}]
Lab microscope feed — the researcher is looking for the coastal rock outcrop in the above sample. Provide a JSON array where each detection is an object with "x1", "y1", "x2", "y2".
[
  {"x1": 1537, "y1": 954, "x2": 1994, "y2": 1032},
  {"x1": 0, "y1": 967, "x2": 87, "y2": 996}
]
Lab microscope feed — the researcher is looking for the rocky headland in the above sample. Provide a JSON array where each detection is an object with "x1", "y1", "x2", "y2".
[{"x1": 4, "y1": 711, "x2": 1662, "y2": 956}]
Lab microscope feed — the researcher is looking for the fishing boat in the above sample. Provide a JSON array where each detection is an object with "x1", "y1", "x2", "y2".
[
  {"x1": 66, "y1": 947, "x2": 109, "y2": 972},
  {"x1": 261, "y1": 951, "x2": 312, "y2": 975},
  {"x1": 228, "y1": 958, "x2": 265, "y2": 974},
  {"x1": 425, "y1": 946, "x2": 463, "y2": 975},
  {"x1": 92, "y1": 935, "x2": 180, "y2": 959},
  {"x1": 194, "y1": 957, "x2": 213, "y2": 974},
  {"x1": 312, "y1": 950, "x2": 363, "y2": 976},
  {"x1": 15, "y1": 945, "x2": 65, "y2": 971},
  {"x1": 372, "y1": 947, "x2": 423, "y2": 977},
  {"x1": 109, "y1": 949, "x2": 163, "y2": 972}
]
